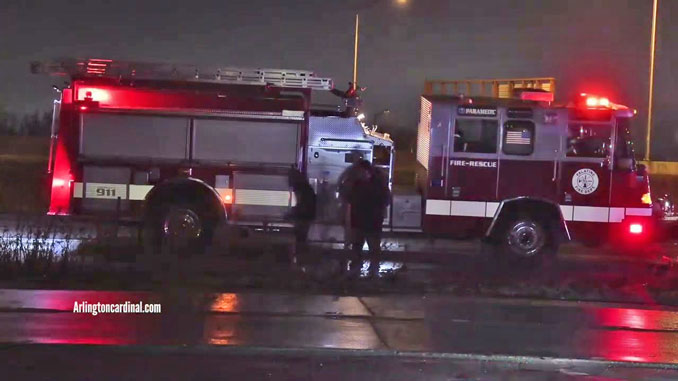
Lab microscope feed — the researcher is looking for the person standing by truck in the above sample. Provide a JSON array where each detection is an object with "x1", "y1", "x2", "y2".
[
  {"x1": 286, "y1": 168, "x2": 317, "y2": 263},
  {"x1": 340, "y1": 160, "x2": 390, "y2": 277}
]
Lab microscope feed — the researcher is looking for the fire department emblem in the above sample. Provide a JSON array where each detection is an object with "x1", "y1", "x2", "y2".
[{"x1": 571, "y1": 168, "x2": 599, "y2": 195}]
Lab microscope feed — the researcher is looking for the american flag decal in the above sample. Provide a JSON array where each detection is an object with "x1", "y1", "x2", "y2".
[{"x1": 506, "y1": 129, "x2": 531, "y2": 145}]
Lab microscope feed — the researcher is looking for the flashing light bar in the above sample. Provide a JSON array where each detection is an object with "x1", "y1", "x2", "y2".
[
  {"x1": 584, "y1": 95, "x2": 609, "y2": 108},
  {"x1": 577, "y1": 93, "x2": 633, "y2": 113},
  {"x1": 520, "y1": 91, "x2": 554, "y2": 102}
]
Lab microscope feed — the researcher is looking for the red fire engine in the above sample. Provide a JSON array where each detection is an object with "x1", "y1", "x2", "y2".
[
  {"x1": 32, "y1": 58, "x2": 393, "y2": 252},
  {"x1": 33, "y1": 58, "x2": 339, "y2": 250}
]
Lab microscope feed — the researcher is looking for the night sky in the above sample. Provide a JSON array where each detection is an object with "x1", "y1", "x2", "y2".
[{"x1": 1, "y1": 0, "x2": 676, "y2": 159}]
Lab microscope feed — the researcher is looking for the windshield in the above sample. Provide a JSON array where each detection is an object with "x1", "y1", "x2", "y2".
[{"x1": 566, "y1": 122, "x2": 612, "y2": 158}]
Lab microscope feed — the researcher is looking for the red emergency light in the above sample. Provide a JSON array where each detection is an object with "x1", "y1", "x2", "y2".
[
  {"x1": 573, "y1": 93, "x2": 636, "y2": 118},
  {"x1": 76, "y1": 87, "x2": 111, "y2": 103},
  {"x1": 578, "y1": 93, "x2": 623, "y2": 109},
  {"x1": 520, "y1": 91, "x2": 554, "y2": 102},
  {"x1": 629, "y1": 223, "x2": 643, "y2": 234},
  {"x1": 583, "y1": 94, "x2": 609, "y2": 108},
  {"x1": 52, "y1": 178, "x2": 67, "y2": 187}
]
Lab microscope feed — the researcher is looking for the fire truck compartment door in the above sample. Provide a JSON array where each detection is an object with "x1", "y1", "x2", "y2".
[
  {"x1": 80, "y1": 166, "x2": 132, "y2": 213},
  {"x1": 232, "y1": 173, "x2": 292, "y2": 220},
  {"x1": 306, "y1": 144, "x2": 373, "y2": 224},
  {"x1": 80, "y1": 114, "x2": 190, "y2": 160},
  {"x1": 193, "y1": 119, "x2": 300, "y2": 165},
  {"x1": 447, "y1": 117, "x2": 500, "y2": 201}
]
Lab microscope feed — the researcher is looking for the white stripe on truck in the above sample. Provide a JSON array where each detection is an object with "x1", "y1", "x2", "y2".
[
  {"x1": 425, "y1": 199, "x2": 652, "y2": 223},
  {"x1": 234, "y1": 189, "x2": 292, "y2": 207},
  {"x1": 425, "y1": 200, "x2": 450, "y2": 216},
  {"x1": 73, "y1": 182, "x2": 294, "y2": 206},
  {"x1": 609, "y1": 207, "x2": 625, "y2": 223},
  {"x1": 451, "y1": 200, "x2": 486, "y2": 217},
  {"x1": 572, "y1": 206, "x2": 609, "y2": 223},
  {"x1": 626, "y1": 208, "x2": 653, "y2": 216},
  {"x1": 129, "y1": 185, "x2": 153, "y2": 200},
  {"x1": 485, "y1": 202, "x2": 500, "y2": 218}
]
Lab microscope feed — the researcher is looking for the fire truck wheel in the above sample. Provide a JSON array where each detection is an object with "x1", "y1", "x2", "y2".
[
  {"x1": 144, "y1": 202, "x2": 215, "y2": 256},
  {"x1": 501, "y1": 218, "x2": 550, "y2": 260}
]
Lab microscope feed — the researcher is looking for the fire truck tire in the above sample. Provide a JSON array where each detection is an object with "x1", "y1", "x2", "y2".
[
  {"x1": 143, "y1": 202, "x2": 215, "y2": 256},
  {"x1": 499, "y1": 216, "x2": 554, "y2": 262}
]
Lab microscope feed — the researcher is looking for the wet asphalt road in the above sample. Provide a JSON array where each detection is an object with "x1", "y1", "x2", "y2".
[
  {"x1": 5, "y1": 215, "x2": 678, "y2": 378},
  {"x1": 3, "y1": 289, "x2": 678, "y2": 379}
]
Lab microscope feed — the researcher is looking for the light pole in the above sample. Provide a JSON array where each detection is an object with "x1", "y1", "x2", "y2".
[
  {"x1": 645, "y1": 0, "x2": 659, "y2": 161},
  {"x1": 352, "y1": 0, "x2": 408, "y2": 92},
  {"x1": 352, "y1": 13, "x2": 359, "y2": 92}
]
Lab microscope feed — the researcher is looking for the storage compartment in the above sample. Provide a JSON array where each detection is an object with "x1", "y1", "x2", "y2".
[
  {"x1": 193, "y1": 118, "x2": 300, "y2": 165},
  {"x1": 232, "y1": 172, "x2": 291, "y2": 220},
  {"x1": 392, "y1": 194, "x2": 422, "y2": 228},
  {"x1": 80, "y1": 166, "x2": 131, "y2": 213},
  {"x1": 80, "y1": 114, "x2": 189, "y2": 161},
  {"x1": 306, "y1": 146, "x2": 373, "y2": 224}
]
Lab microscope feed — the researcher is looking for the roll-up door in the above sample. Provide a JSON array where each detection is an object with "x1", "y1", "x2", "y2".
[{"x1": 193, "y1": 118, "x2": 300, "y2": 165}]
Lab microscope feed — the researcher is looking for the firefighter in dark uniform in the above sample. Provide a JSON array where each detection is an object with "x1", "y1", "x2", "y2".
[
  {"x1": 286, "y1": 168, "x2": 316, "y2": 263},
  {"x1": 339, "y1": 160, "x2": 390, "y2": 277}
]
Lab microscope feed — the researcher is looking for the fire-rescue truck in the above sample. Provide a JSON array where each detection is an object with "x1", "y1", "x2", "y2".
[
  {"x1": 411, "y1": 78, "x2": 653, "y2": 259},
  {"x1": 33, "y1": 59, "x2": 653, "y2": 261},
  {"x1": 31, "y1": 58, "x2": 393, "y2": 252}
]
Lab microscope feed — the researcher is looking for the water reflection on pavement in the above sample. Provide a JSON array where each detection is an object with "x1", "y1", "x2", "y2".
[{"x1": 3, "y1": 289, "x2": 678, "y2": 366}]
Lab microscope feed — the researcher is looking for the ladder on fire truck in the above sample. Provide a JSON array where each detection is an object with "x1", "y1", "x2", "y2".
[
  {"x1": 424, "y1": 77, "x2": 555, "y2": 99},
  {"x1": 31, "y1": 58, "x2": 334, "y2": 90}
]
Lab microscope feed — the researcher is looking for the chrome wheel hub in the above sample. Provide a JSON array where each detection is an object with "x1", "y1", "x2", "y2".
[
  {"x1": 162, "y1": 208, "x2": 202, "y2": 241},
  {"x1": 507, "y1": 221, "x2": 543, "y2": 257}
]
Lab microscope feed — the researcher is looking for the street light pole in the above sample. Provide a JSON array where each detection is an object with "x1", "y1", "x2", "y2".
[
  {"x1": 353, "y1": 13, "x2": 360, "y2": 92},
  {"x1": 351, "y1": 1, "x2": 407, "y2": 92},
  {"x1": 645, "y1": 0, "x2": 659, "y2": 161}
]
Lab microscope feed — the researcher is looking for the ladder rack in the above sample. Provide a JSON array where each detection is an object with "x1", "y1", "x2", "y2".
[{"x1": 31, "y1": 58, "x2": 334, "y2": 91}]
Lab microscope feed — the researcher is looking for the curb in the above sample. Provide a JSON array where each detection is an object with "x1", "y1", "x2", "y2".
[{"x1": 2, "y1": 343, "x2": 678, "y2": 371}]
